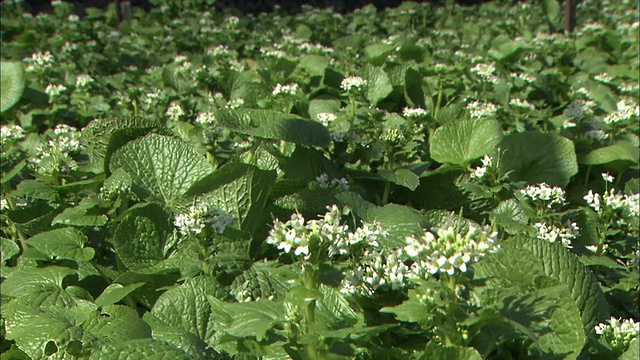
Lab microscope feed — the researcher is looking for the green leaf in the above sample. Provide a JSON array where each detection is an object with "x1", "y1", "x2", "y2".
[
  {"x1": 25, "y1": 227, "x2": 95, "y2": 262},
  {"x1": 381, "y1": 289, "x2": 432, "y2": 325},
  {"x1": 88, "y1": 339, "x2": 192, "y2": 360},
  {"x1": 187, "y1": 162, "x2": 276, "y2": 234},
  {"x1": 430, "y1": 118, "x2": 503, "y2": 165},
  {"x1": 94, "y1": 282, "x2": 146, "y2": 308},
  {"x1": 308, "y1": 95, "x2": 341, "y2": 120},
  {"x1": 476, "y1": 236, "x2": 609, "y2": 336},
  {"x1": 112, "y1": 202, "x2": 179, "y2": 274},
  {"x1": 490, "y1": 199, "x2": 530, "y2": 235},
  {"x1": 299, "y1": 55, "x2": 330, "y2": 77},
  {"x1": 1, "y1": 237, "x2": 20, "y2": 265},
  {"x1": 214, "y1": 109, "x2": 331, "y2": 147},
  {"x1": 541, "y1": 0, "x2": 562, "y2": 31},
  {"x1": 210, "y1": 299, "x2": 284, "y2": 341},
  {"x1": 621, "y1": 338, "x2": 639, "y2": 360},
  {"x1": 1, "y1": 61, "x2": 26, "y2": 113},
  {"x1": 405, "y1": 67, "x2": 426, "y2": 108},
  {"x1": 418, "y1": 343, "x2": 483, "y2": 360},
  {"x1": 499, "y1": 132, "x2": 578, "y2": 187},
  {"x1": 51, "y1": 198, "x2": 108, "y2": 227},
  {"x1": 7, "y1": 202, "x2": 61, "y2": 236},
  {"x1": 150, "y1": 276, "x2": 219, "y2": 345},
  {"x1": 2, "y1": 299, "x2": 81, "y2": 360},
  {"x1": 362, "y1": 203, "x2": 426, "y2": 248},
  {"x1": 80, "y1": 116, "x2": 163, "y2": 165},
  {"x1": 12, "y1": 180, "x2": 58, "y2": 202},
  {"x1": 578, "y1": 141, "x2": 639, "y2": 165},
  {"x1": 1, "y1": 266, "x2": 77, "y2": 308},
  {"x1": 144, "y1": 313, "x2": 220, "y2": 360},
  {"x1": 109, "y1": 134, "x2": 214, "y2": 208},
  {"x1": 378, "y1": 169, "x2": 420, "y2": 191},
  {"x1": 363, "y1": 43, "x2": 395, "y2": 66},
  {"x1": 360, "y1": 63, "x2": 393, "y2": 106},
  {"x1": 434, "y1": 103, "x2": 469, "y2": 125}
]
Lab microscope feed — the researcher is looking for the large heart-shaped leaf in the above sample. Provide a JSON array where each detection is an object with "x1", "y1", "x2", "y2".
[
  {"x1": 1, "y1": 61, "x2": 26, "y2": 113},
  {"x1": 109, "y1": 134, "x2": 214, "y2": 208},
  {"x1": 499, "y1": 132, "x2": 578, "y2": 187},
  {"x1": 430, "y1": 118, "x2": 503, "y2": 165}
]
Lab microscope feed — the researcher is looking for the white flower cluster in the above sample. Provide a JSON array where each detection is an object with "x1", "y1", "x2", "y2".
[
  {"x1": 467, "y1": 101, "x2": 498, "y2": 119},
  {"x1": 207, "y1": 45, "x2": 230, "y2": 58},
  {"x1": 75, "y1": 74, "x2": 93, "y2": 88},
  {"x1": 509, "y1": 72, "x2": 536, "y2": 84},
  {"x1": 1, "y1": 125, "x2": 26, "y2": 148},
  {"x1": 23, "y1": 50, "x2": 54, "y2": 73},
  {"x1": 340, "y1": 76, "x2": 367, "y2": 92},
  {"x1": 225, "y1": 98, "x2": 244, "y2": 109},
  {"x1": 508, "y1": 98, "x2": 535, "y2": 111},
  {"x1": 100, "y1": 178, "x2": 132, "y2": 201},
  {"x1": 340, "y1": 249, "x2": 408, "y2": 294},
  {"x1": 402, "y1": 107, "x2": 428, "y2": 118},
  {"x1": 584, "y1": 189, "x2": 639, "y2": 218},
  {"x1": 260, "y1": 47, "x2": 287, "y2": 59},
  {"x1": 45, "y1": 84, "x2": 67, "y2": 102},
  {"x1": 402, "y1": 225, "x2": 500, "y2": 277},
  {"x1": 470, "y1": 155, "x2": 492, "y2": 179},
  {"x1": 595, "y1": 317, "x2": 639, "y2": 353},
  {"x1": 266, "y1": 205, "x2": 386, "y2": 259},
  {"x1": 174, "y1": 204, "x2": 233, "y2": 236},
  {"x1": 534, "y1": 221, "x2": 579, "y2": 248},
  {"x1": 603, "y1": 98, "x2": 639, "y2": 125},
  {"x1": 618, "y1": 82, "x2": 640, "y2": 94},
  {"x1": 195, "y1": 112, "x2": 216, "y2": 125},
  {"x1": 520, "y1": 182, "x2": 566, "y2": 209},
  {"x1": 31, "y1": 124, "x2": 81, "y2": 175},
  {"x1": 166, "y1": 102, "x2": 184, "y2": 121},
  {"x1": 141, "y1": 89, "x2": 164, "y2": 108},
  {"x1": 593, "y1": 72, "x2": 614, "y2": 84},
  {"x1": 470, "y1": 62, "x2": 498, "y2": 83},
  {"x1": 316, "y1": 112, "x2": 337, "y2": 126},
  {"x1": 297, "y1": 42, "x2": 333, "y2": 55},
  {"x1": 272, "y1": 83, "x2": 299, "y2": 97},
  {"x1": 315, "y1": 174, "x2": 350, "y2": 192}
]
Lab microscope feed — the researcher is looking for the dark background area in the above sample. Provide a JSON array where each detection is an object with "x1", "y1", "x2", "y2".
[{"x1": 18, "y1": 0, "x2": 497, "y2": 15}]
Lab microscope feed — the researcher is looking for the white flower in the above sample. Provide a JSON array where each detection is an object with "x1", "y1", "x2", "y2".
[
  {"x1": 534, "y1": 221, "x2": 579, "y2": 248},
  {"x1": 75, "y1": 74, "x2": 93, "y2": 88},
  {"x1": 226, "y1": 98, "x2": 244, "y2": 109},
  {"x1": 195, "y1": 112, "x2": 216, "y2": 125},
  {"x1": 584, "y1": 129, "x2": 609, "y2": 142},
  {"x1": 509, "y1": 98, "x2": 535, "y2": 111},
  {"x1": 165, "y1": 102, "x2": 184, "y2": 121},
  {"x1": 1, "y1": 125, "x2": 26, "y2": 147},
  {"x1": 467, "y1": 101, "x2": 497, "y2": 119},
  {"x1": 67, "y1": 14, "x2": 79, "y2": 22},
  {"x1": 471, "y1": 62, "x2": 498, "y2": 83},
  {"x1": 340, "y1": 76, "x2": 367, "y2": 92},
  {"x1": 402, "y1": 107, "x2": 428, "y2": 118},
  {"x1": 595, "y1": 317, "x2": 639, "y2": 354},
  {"x1": 45, "y1": 84, "x2": 66, "y2": 101},
  {"x1": 272, "y1": 83, "x2": 299, "y2": 97},
  {"x1": 260, "y1": 47, "x2": 287, "y2": 59},
  {"x1": 601, "y1": 172, "x2": 614, "y2": 183},
  {"x1": 402, "y1": 224, "x2": 500, "y2": 278},
  {"x1": 521, "y1": 183, "x2": 566, "y2": 209},
  {"x1": 470, "y1": 155, "x2": 492, "y2": 179},
  {"x1": 594, "y1": 72, "x2": 614, "y2": 84},
  {"x1": 603, "y1": 98, "x2": 639, "y2": 125},
  {"x1": 174, "y1": 204, "x2": 233, "y2": 235},
  {"x1": 316, "y1": 112, "x2": 337, "y2": 126}
]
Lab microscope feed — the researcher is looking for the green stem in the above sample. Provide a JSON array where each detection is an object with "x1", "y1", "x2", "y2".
[
  {"x1": 434, "y1": 77, "x2": 443, "y2": 120},
  {"x1": 348, "y1": 94, "x2": 356, "y2": 142}
]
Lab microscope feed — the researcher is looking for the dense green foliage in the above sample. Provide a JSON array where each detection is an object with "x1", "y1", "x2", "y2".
[{"x1": 1, "y1": 0, "x2": 638, "y2": 359}]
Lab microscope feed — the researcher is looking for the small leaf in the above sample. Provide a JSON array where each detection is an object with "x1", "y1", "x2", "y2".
[
  {"x1": 1, "y1": 237, "x2": 20, "y2": 265},
  {"x1": 95, "y1": 282, "x2": 146, "y2": 308},
  {"x1": 299, "y1": 55, "x2": 330, "y2": 77},
  {"x1": 430, "y1": 118, "x2": 503, "y2": 165},
  {"x1": 578, "y1": 141, "x2": 639, "y2": 165},
  {"x1": 25, "y1": 227, "x2": 95, "y2": 262},
  {"x1": 51, "y1": 198, "x2": 108, "y2": 227},
  {"x1": 378, "y1": 169, "x2": 420, "y2": 191},
  {"x1": 1, "y1": 61, "x2": 26, "y2": 113},
  {"x1": 363, "y1": 43, "x2": 395, "y2": 66},
  {"x1": 490, "y1": 199, "x2": 530, "y2": 235},
  {"x1": 360, "y1": 63, "x2": 393, "y2": 106},
  {"x1": 213, "y1": 109, "x2": 331, "y2": 147}
]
